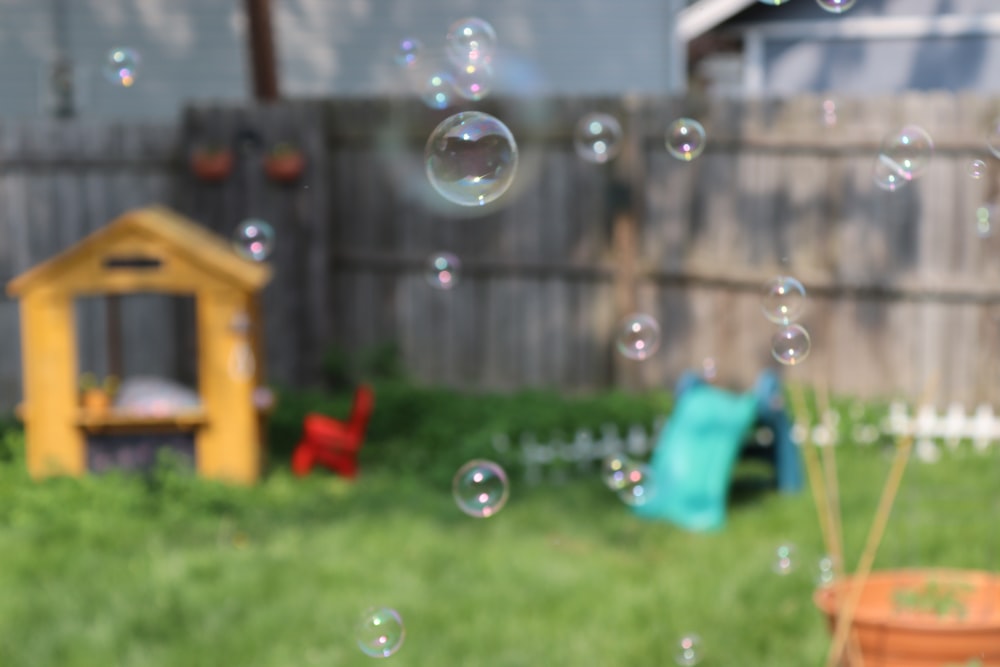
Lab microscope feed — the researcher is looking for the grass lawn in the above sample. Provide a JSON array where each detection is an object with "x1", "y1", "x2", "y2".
[{"x1": 0, "y1": 385, "x2": 997, "y2": 666}]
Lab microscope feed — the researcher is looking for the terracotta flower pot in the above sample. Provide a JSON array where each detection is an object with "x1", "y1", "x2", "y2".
[
  {"x1": 82, "y1": 389, "x2": 111, "y2": 414},
  {"x1": 190, "y1": 149, "x2": 233, "y2": 182},
  {"x1": 814, "y1": 568, "x2": 1000, "y2": 667},
  {"x1": 263, "y1": 151, "x2": 305, "y2": 184}
]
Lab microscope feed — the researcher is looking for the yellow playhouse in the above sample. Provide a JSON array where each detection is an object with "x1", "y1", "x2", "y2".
[{"x1": 6, "y1": 205, "x2": 273, "y2": 484}]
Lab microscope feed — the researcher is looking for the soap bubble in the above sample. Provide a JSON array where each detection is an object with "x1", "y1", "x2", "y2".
[
  {"x1": 665, "y1": 118, "x2": 707, "y2": 162},
  {"x1": 356, "y1": 607, "x2": 405, "y2": 658},
  {"x1": 426, "y1": 252, "x2": 461, "y2": 289},
  {"x1": 601, "y1": 453, "x2": 631, "y2": 490},
  {"x1": 878, "y1": 125, "x2": 934, "y2": 181},
  {"x1": 757, "y1": 0, "x2": 792, "y2": 4},
  {"x1": 453, "y1": 460, "x2": 509, "y2": 518},
  {"x1": 394, "y1": 38, "x2": 422, "y2": 68},
  {"x1": 817, "y1": 556, "x2": 836, "y2": 587},
  {"x1": 446, "y1": 17, "x2": 497, "y2": 68},
  {"x1": 873, "y1": 154, "x2": 909, "y2": 192},
  {"x1": 821, "y1": 98, "x2": 838, "y2": 127},
  {"x1": 232, "y1": 219, "x2": 275, "y2": 261},
  {"x1": 816, "y1": 0, "x2": 857, "y2": 13},
  {"x1": 761, "y1": 276, "x2": 806, "y2": 325},
  {"x1": 425, "y1": 111, "x2": 518, "y2": 207},
  {"x1": 674, "y1": 633, "x2": 704, "y2": 666},
  {"x1": 421, "y1": 71, "x2": 456, "y2": 110},
  {"x1": 574, "y1": 113, "x2": 624, "y2": 164},
  {"x1": 452, "y1": 61, "x2": 493, "y2": 101},
  {"x1": 976, "y1": 205, "x2": 995, "y2": 238},
  {"x1": 772, "y1": 543, "x2": 796, "y2": 575},
  {"x1": 617, "y1": 463, "x2": 656, "y2": 507},
  {"x1": 103, "y1": 47, "x2": 140, "y2": 88},
  {"x1": 771, "y1": 324, "x2": 811, "y2": 366},
  {"x1": 615, "y1": 313, "x2": 661, "y2": 361},
  {"x1": 969, "y1": 159, "x2": 988, "y2": 179},
  {"x1": 702, "y1": 357, "x2": 718, "y2": 381}
]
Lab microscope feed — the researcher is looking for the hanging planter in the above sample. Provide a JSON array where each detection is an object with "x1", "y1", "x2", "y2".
[
  {"x1": 814, "y1": 568, "x2": 1000, "y2": 667},
  {"x1": 263, "y1": 142, "x2": 305, "y2": 184},
  {"x1": 189, "y1": 144, "x2": 234, "y2": 183}
]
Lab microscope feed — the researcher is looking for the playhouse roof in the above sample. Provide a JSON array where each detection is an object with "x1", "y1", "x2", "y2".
[{"x1": 6, "y1": 206, "x2": 272, "y2": 297}]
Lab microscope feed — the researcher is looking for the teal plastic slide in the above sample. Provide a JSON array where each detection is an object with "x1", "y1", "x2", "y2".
[{"x1": 632, "y1": 370, "x2": 801, "y2": 531}]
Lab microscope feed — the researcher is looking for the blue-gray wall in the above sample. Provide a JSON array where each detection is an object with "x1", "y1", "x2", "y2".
[
  {"x1": 732, "y1": 0, "x2": 1000, "y2": 95},
  {"x1": 0, "y1": 0, "x2": 677, "y2": 121}
]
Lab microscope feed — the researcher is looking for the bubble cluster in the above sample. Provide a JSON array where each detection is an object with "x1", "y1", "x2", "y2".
[
  {"x1": 446, "y1": 17, "x2": 497, "y2": 67},
  {"x1": 674, "y1": 634, "x2": 704, "y2": 666},
  {"x1": 875, "y1": 125, "x2": 934, "y2": 189},
  {"x1": 772, "y1": 543, "x2": 796, "y2": 575},
  {"x1": 103, "y1": 47, "x2": 140, "y2": 88},
  {"x1": 816, "y1": 0, "x2": 857, "y2": 13},
  {"x1": 969, "y1": 159, "x2": 988, "y2": 180},
  {"x1": 426, "y1": 252, "x2": 461, "y2": 290},
  {"x1": 665, "y1": 118, "x2": 707, "y2": 162},
  {"x1": 601, "y1": 454, "x2": 631, "y2": 491},
  {"x1": 771, "y1": 324, "x2": 812, "y2": 366},
  {"x1": 356, "y1": 607, "x2": 405, "y2": 658},
  {"x1": 452, "y1": 459, "x2": 509, "y2": 518},
  {"x1": 574, "y1": 113, "x2": 624, "y2": 164},
  {"x1": 615, "y1": 313, "x2": 661, "y2": 361},
  {"x1": 761, "y1": 276, "x2": 806, "y2": 325},
  {"x1": 232, "y1": 219, "x2": 275, "y2": 261},
  {"x1": 617, "y1": 463, "x2": 656, "y2": 507},
  {"x1": 394, "y1": 38, "x2": 422, "y2": 68},
  {"x1": 425, "y1": 111, "x2": 518, "y2": 207}
]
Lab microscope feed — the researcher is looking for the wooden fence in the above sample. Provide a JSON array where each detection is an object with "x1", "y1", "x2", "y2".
[{"x1": 3, "y1": 93, "x2": 1000, "y2": 411}]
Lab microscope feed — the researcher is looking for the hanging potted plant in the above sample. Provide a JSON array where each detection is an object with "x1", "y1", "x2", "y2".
[
  {"x1": 189, "y1": 142, "x2": 233, "y2": 182},
  {"x1": 263, "y1": 141, "x2": 306, "y2": 184},
  {"x1": 80, "y1": 373, "x2": 118, "y2": 414}
]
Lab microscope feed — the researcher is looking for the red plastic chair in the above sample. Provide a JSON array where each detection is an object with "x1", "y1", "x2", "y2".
[{"x1": 291, "y1": 385, "x2": 375, "y2": 478}]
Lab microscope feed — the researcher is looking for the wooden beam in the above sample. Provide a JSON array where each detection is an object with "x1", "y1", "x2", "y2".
[{"x1": 245, "y1": 0, "x2": 280, "y2": 101}]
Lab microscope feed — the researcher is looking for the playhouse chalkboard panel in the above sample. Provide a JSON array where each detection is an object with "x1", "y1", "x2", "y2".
[{"x1": 86, "y1": 432, "x2": 195, "y2": 473}]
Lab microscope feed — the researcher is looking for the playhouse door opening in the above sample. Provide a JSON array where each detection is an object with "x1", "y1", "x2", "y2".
[{"x1": 75, "y1": 293, "x2": 200, "y2": 473}]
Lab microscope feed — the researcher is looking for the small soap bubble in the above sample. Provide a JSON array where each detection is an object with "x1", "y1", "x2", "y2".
[
  {"x1": 772, "y1": 543, "x2": 797, "y2": 575},
  {"x1": 816, "y1": 0, "x2": 857, "y2": 13},
  {"x1": 617, "y1": 463, "x2": 656, "y2": 507},
  {"x1": 425, "y1": 111, "x2": 518, "y2": 207},
  {"x1": 976, "y1": 205, "x2": 995, "y2": 238},
  {"x1": 878, "y1": 125, "x2": 934, "y2": 181},
  {"x1": 574, "y1": 113, "x2": 624, "y2": 164},
  {"x1": 771, "y1": 324, "x2": 811, "y2": 366},
  {"x1": 817, "y1": 556, "x2": 836, "y2": 587},
  {"x1": 674, "y1": 634, "x2": 704, "y2": 667},
  {"x1": 969, "y1": 159, "x2": 988, "y2": 180},
  {"x1": 821, "y1": 99, "x2": 838, "y2": 127},
  {"x1": 873, "y1": 154, "x2": 909, "y2": 192},
  {"x1": 446, "y1": 17, "x2": 498, "y2": 67},
  {"x1": 761, "y1": 276, "x2": 807, "y2": 325},
  {"x1": 615, "y1": 313, "x2": 661, "y2": 361},
  {"x1": 394, "y1": 38, "x2": 422, "y2": 68},
  {"x1": 601, "y1": 453, "x2": 631, "y2": 491},
  {"x1": 702, "y1": 357, "x2": 718, "y2": 382},
  {"x1": 425, "y1": 252, "x2": 461, "y2": 289},
  {"x1": 665, "y1": 118, "x2": 707, "y2": 162},
  {"x1": 355, "y1": 607, "x2": 405, "y2": 658},
  {"x1": 452, "y1": 61, "x2": 493, "y2": 101},
  {"x1": 453, "y1": 459, "x2": 509, "y2": 518},
  {"x1": 421, "y1": 71, "x2": 456, "y2": 110},
  {"x1": 233, "y1": 219, "x2": 275, "y2": 261},
  {"x1": 103, "y1": 47, "x2": 140, "y2": 88},
  {"x1": 757, "y1": 0, "x2": 792, "y2": 5}
]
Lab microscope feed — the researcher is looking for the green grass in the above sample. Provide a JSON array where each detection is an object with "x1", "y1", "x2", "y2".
[{"x1": 0, "y1": 387, "x2": 997, "y2": 667}]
